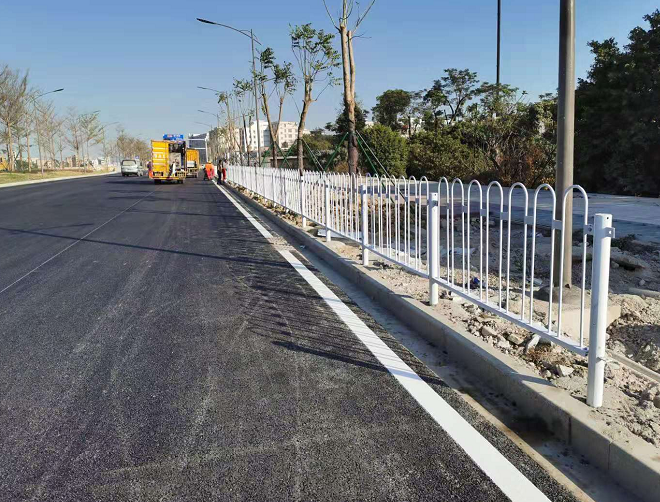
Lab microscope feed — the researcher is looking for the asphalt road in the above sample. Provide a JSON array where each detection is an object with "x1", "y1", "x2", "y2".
[{"x1": 0, "y1": 175, "x2": 579, "y2": 501}]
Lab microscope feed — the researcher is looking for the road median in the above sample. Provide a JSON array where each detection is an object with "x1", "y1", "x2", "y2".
[{"x1": 225, "y1": 182, "x2": 660, "y2": 502}]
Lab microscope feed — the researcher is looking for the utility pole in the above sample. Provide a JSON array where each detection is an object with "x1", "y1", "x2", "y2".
[
  {"x1": 555, "y1": 0, "x2": 576, "y2": 288},
  {"x1": 251, "y1": 28, "x2": 262, "y2": 166},
  {"x1": 496, "y1": 0, "x2": 501, "y2": 87}
]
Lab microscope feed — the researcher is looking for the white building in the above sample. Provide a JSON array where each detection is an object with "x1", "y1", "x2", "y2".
[{"x1": 242, "y1": 121, "x2": 310, "y2": 151}]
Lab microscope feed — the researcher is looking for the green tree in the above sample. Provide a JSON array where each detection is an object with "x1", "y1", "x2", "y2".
[
  {"x1": 290, "y1": 23, "x2": 340, "y2": 174},
  {"x1": 422, "y1": 69, "x2": 481, "y2": 129},
  {"x1": 407, "y1": 129, "x2": 480, "y2": 181},
  {"x1": 254, "y1": 47, "x2": 296, "y2": 167},
  {"x1": 575, "y1": 10, "x2": 660, "y2": 195},
  {"x1": 301, "y1": 128, "x2": 334, "y2": 170},
  {"x1": 372, "y1": 89, "x2": 411, "y2": 131},
  {"x1": 459, "y1": 85, "x2": 556, "y2": 186},
  {"x1": 361, "y1": 123, "x2": 408, "y2": 177},
  {"x1": 325, "y1": 98, "x2": 368, "y2": 138}
]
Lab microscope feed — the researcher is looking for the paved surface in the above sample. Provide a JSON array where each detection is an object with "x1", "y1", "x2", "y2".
[{"x1": 0, "y1": 175, "x2": 579, "y2": 501}]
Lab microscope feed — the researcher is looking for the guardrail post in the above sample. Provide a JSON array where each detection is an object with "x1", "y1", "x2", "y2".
[
  {"x1": 361, "y1": 185, "x2": 369, "y2": 266},
  {"x1": 429, "y1": 191, "x2": 439, "y2": 306},
  {"x1": 271, "y1": 169, "x2": 275, "y2": 204},
  {"x1": 300, "y1": 175, "x2": 307, "y2": 228},
  {"x1": 587, "y1": 213, "x2": 613, "y2": 408},
  {"x1": 324, "y1": 178, "x2": 332, "y2": 242},
  {"x1": 284, "y1": 173, "x2": 288, "y2": 212}
]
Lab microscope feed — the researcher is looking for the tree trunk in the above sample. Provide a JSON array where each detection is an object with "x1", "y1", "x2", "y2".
[
  {"x1": 84, "y1": 140, "x2": 90, "y2": 172},
  {"x1": 274, "y1": 96, "x2": 286, "y2": 168},
  {"x1": 26, "y1": 129, "x2": 31, "y2": 172},
  {"x1": 51, "y1": 136, "x2": 56, "y2": 169},
  {"x1": 7, "y1": 127, "x2": 15, "y2": 172},
  {"x1": 242, "y1": 115, "x2": 250, "y2": 165},
  {"x1": 261, "y1": 89, "x2": 278, "y2": 168},
  {"x1": 340, "y1": 26, "x2": 358, "y2": 175},
  {"x1": 297, "y1": 94, "x2": 311, "y2": 176},
  {"x1": 19, "y1": 137, "x2": 24, "y2": 171}
]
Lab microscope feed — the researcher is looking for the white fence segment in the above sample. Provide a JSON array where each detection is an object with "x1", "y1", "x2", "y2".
[{"x1": 228, "y1": 165, "x2": 614, "y2": 408}]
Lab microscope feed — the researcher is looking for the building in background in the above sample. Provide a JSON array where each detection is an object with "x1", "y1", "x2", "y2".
[
  {"x1": 187, "y1": 133, "x2": 208, "y2": 164},
  {"x1": 243, "y1": 121, "x2": 310, "y2": 152}
]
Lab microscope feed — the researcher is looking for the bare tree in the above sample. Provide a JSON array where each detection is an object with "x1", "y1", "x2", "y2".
[
  {"x1": 114, "y1": 127, "x2": 150, "y2": 163},
  {"x1": 290, "y1": 23, "x2": 340, "y2": 174},
  {"x1": 56, "y1": 119, "x2": 67, "y2": 169},
  {"x1": 64, "y1": 107, "x2": 83, "y2": 168},
  {"x1": 37, "y1": 101, "x2": 59, "y2": 171},
  {"x1": 217, "y1": 91, "x2": 243, "y2": 162},
  {"x1": 80, "y1": 112, "x2": 102, "y2": 170},
  {"x1": 22, "y1": 110, "x2": 33, "y2": 172},
  {"x1": 324, "y1": 0, "x2": 377, "y2": 174},
  {"x1": 0, "y1": 65, "x2": 29, "y2": 171}
]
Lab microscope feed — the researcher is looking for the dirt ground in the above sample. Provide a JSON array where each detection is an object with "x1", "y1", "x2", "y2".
[{"x1": 240, "y1": 187, "x2": 660, "y2": 448}]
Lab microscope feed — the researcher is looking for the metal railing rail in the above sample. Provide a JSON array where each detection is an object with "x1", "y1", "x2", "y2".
[{"x1": 228, "y1": 165, "x2": 614, "y2": 408}]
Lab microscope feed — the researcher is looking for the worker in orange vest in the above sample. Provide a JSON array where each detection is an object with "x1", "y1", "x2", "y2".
[{"x1": 204, "y1": 162, "x2": 214, "y2": 181}]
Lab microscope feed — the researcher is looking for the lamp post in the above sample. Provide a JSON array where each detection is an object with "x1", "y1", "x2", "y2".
[
  {"x1": 496, "y1": 0, "x2": 501, "y2": 88},
  {"x1": 199, "y1": 86, "x2": 238, "y2": 162},
  {"x1": 30, "y1": 88, "x2": 63, "y2": 176},
  {"x1": 198, "y1": 109, "x2": 223, "y2": 164},
  {"x1": 195, "y1": 121, "x2": 214, "y2": 162},
  {"x1": 555, "y1": 0, "x2": 576, "y2": 288},
  {"x1": 197, "y1": 18, "x2": 262, "y2": 164}
]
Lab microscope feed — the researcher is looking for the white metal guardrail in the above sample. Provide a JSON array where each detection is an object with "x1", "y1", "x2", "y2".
[{"x1": 228, "y1": 165, "x2": 614, "y2": 408}]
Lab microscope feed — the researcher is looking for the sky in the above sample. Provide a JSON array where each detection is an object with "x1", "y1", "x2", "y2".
[{"x1": 2, "y1": 0, "x2": 657, "y2": 153}]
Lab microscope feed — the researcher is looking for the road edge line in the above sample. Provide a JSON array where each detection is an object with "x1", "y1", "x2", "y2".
[
  {"x1": 224, "y1": 182, "x2": 660, "y2": 502},
  {"x1": 218, "y1": 182, "x2": 550, "y2": 501}
]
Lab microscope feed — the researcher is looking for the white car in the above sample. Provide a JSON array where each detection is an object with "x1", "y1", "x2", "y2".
[{"x1": 121, "y1": 159, "x2": 142, "y2": 176}]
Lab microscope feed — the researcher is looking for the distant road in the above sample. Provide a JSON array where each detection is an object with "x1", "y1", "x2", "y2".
[{"x1": 0, "y1": 174, "x2": 576, "y2": 501}]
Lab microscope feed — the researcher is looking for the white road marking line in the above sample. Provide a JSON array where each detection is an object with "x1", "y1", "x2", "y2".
[
  {"x1": 0, "y1": 191, "x2": 156, "y2": 295},
  {"x1": 221, "y1": 186, "x2": 550, "y2": 502},
  {"x1": 279, "y1": 250, "x2": 550, "y2": 502},
  {"x1": 215, "y1": 183, "x2": 272, "y2": 239}
]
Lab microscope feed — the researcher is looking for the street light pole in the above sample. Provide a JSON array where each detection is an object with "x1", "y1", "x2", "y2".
[
  {"x1": 198, "y1": 86, "x2": 232, "y2": 162},
  {"x1": 496, "y1": 0, "x2": 501, "y2": 88},
  {"x1": 198, "y1": 109, "x2": 222, "y2": 164},
  {"x1": 30, "y1": 88, "x2": 64, "y2": 176},
  {"x1": 197, "y1": 18, "x2": 262, "y2": 166},
  {"x1": 555, "y1": 0, "x2": 576, "y2": 288}
]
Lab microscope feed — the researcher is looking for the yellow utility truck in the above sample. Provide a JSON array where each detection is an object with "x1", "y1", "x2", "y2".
[
  {"x1": 185, "y1": 148, "x2": 200, "y2": 178},
  {"x1": 151, "y1": 135, "x2": 187, "y2": 184}
]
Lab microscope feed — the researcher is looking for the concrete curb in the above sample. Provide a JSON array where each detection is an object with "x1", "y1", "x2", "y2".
[
  {"x1": 227, "y1": 183, "x2": 660, "y2": 502},
  {"x1": 0, "y1": 171, "x2": 118, "y2": 189}
]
